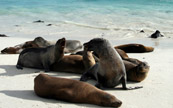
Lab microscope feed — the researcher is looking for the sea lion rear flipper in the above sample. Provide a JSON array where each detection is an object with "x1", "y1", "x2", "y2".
[
  {"x1": 121, "y1": 76, "x2": 143, "y2": 90},
  {"x1": 80, "y1": 63, "x2": 99, "y2": 81}
]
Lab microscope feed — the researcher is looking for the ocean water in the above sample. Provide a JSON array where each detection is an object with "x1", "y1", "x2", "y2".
[{"x1": 0, "y1": 0, "x2": 173, "y2": 41}]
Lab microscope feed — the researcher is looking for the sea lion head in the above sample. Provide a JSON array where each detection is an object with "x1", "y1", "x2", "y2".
[
  {"x1": 137, "y1": 62, "x2": 150, "y2": 73},
  {"x1": 34, "y1": 37, "x2": 50, "y2": 47},
  {"x1": 84, "y1": 38, "x2": 110, "y2": 54},
  {"x1": 54, "y1": 38, "x2": 66, "y2": 59},
  {"x1": 22, "y1": 41, "x2": 39, "y2": 48},
  {"x1": 100, "y1": 93, "x2": 122, "y2": 107}
]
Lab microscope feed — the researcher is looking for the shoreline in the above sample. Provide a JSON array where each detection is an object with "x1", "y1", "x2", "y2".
[{"x1": 0, "y1": 37, "x2": 173, "y2": 108}]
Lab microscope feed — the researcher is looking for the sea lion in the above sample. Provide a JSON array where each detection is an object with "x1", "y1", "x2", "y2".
[
  {"x1": 33, "y1": 20, "x2": 44, "y2": 23},
  {"x1": 1, "y1": 47, "x2": 20, "y2": 54},
  {"x1": 80, "y1": 38, "x2": 142, "y2": 90},
  {"x1": 64, "y1": 40, "x2": 82, "y2": 53},
  {"x1": 50, "y1": 46, "x2": 95, "y2": 74},
  {"x1": 50, "y1": 55, "x2": 84, "y2": 74},
  {"x1": 0, "y1": 38, "x2": 42, "y2": 54},
  {"x1": 69, "y1": 46, "x2": 149, "y2": 82},
  {"x1": 114, "y1": 44, "x2": 154, "y2": 53},
  {"x1": 1, "y1": 42, "x2": 26, "y2": 54},
  {"x1": 1, "y1": 37, "x2": 82, "y2": 54},
  {"x1": 34, "y1": 73, "x2": 122, "y2": 107},
  {"x1": 123, "y1": 60, "x2": 149, "y2": 82},
  {"x1": 0, "y1": 34, "x2": 8, "y2": 37},
  {"x1": 150, "y1": 30, "x2": 164, "y2": 38},
  {"x1": 16, "y1": 38, "x2": 65, "y2": 72}
]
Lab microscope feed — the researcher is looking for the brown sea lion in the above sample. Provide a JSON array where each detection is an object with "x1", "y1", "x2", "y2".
[
  {"x1": 50, "y1": 46, "x2": 95, "y2": 74},
  {"x1": 114, "y1": 43, "x2": 154, "y2": 53},
  {"x1": 80, "y1": 38, "x2": 142, "y2": 90},
  {"x1": 34, "y1": 73, "x2": 122, "y2": 107},
  {"x1": 1, "y1": 40, "x2": 39, "y2": 54},
  {"x1": 16, "y1": 38, "x2": 65, "y2": 72},
  {"x1": 124, "y1": 60, "x2": 149, "y2": 82},
  {"x1": 50, "y1": 55, "x2": 84, "y2": 74},
  {"x1": 1, "y1": 47, "x2": 21, "y2": 54}
]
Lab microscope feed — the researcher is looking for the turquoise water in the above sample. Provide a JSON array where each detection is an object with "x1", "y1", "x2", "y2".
[{"x1": 0, "y1": 0, "x2": 173, "y2": 40}]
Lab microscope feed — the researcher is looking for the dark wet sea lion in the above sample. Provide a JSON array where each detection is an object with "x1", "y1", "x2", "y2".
[
  {"x1": 33, "y1": 20, "x2": 44, "y2": 23},
  {"x1": 114, "y1": 44, "x2": 154, "y2": 53},
  {"x1": 150, "y1": 30, "x2": 164, "y2": 38},
  {"x1": 80, "y1": 38, "x2": 142, "y2": 90},
  {"x1": 34, "y1": 73, "x2": 122, "y2": 107},
  {"x1": 16, "y1": 38, "x2": 65, "y2": 71}
]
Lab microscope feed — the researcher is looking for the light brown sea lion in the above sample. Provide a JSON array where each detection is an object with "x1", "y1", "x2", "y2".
[
  {"x1": 1, "y1": 47, "x2": 21, "y2": 54},
  {"x1": 1, "y1": 40, "x2": 39, "y2": 54},
  {"x1": 80, "y1": 38, "x2": 142, "y2": 90},
  {"x1": 16, "y1": 38, "x2": 65, "y2": 72},
  {"x1": 124, "y1": 60, "x2": 149, "y2": 82},
  {"x1": 114, "y1": 43, "x2": 154, "y2": 53},
  {"x1": 34, "y1": 73, "x2": 122, "y2": 107}
]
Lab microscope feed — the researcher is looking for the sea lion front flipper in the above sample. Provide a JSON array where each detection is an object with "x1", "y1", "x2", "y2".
[
  {"x1": 16, "y1": 65, "x2": 23, "y2": 70},
  {"x1": 42, "y1": 61, "x2": 50, "y2": 72},
  {"x1": 80, "y1": 63, "x2": 99, "y2": 81},
  {"x1": 121, "y1": 76, "x2": 143, "y2": 90}
]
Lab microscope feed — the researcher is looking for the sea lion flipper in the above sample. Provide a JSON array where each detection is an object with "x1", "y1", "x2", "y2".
[
  {"x1": 42, "y1": 61, "x2": 50, "y2": 72},
  {"x1": 16, "y1": 65, "x2": 23, "y2": 70},
  {"x1": 95, "y1": 83, "x2": 104, "y2": 89},
  {"x1": 80, "y1": 63, "x2": 99, "y2": 81},
  {"x1": 121, "y1": 76, "x2": 143, "y2": 90}
]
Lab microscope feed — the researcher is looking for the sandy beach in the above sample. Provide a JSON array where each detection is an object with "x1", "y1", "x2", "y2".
[{"x1": 0, "y1": 37, "x2": 172, "y2": 108}]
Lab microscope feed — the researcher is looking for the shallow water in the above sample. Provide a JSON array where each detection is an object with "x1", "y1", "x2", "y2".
[{"x1": 0, "y1": 0, "x2": 173, "y2": 41}]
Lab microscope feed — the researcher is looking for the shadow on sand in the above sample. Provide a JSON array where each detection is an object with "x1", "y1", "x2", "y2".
[{"x1": 0, "y1": 90, "x2": 104, "y2": 108}]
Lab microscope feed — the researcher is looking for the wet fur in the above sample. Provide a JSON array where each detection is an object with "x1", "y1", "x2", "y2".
[{"x1": 16, "y1": 38, "x2": 65, "y2": 71}]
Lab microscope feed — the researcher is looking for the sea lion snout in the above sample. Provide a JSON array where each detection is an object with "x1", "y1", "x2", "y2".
[
  {"x1": 111, "y1": 100, "x2": 122, "y2": 107},
  {"x1": 56, "y1": 38, "x2": 66, "y2": 49},
  {"x1": 83, "y1": 42, "x2": 88, "y2": 47}
]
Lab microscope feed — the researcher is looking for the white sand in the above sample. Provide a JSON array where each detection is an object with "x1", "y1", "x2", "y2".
[{"x1": 0, "y1": 37, "x2": 172, "y2": 108}]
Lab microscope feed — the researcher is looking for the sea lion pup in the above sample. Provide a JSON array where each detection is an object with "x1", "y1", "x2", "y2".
[
  {"x1": 114, "y1": 44, "x2": 154, "y2": 53},
  {"x1": 16, "y1": 38, "x2": 66, "y2": 72},
  {"x1": 50, "y1": 45, "x2": 95, "y2": 74},
  {"x1": 0, "y1": 38, "x2": 42, "y2": 54},
  {"x1": 80, "y1": 38, "x2": 142, "y2": 90},
  {"x1": 34, "y1": 73, "x2": 122, "y2": 107},
  {"x1": 123, "y1": 60, "x2": 149, "y2": 82}
]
